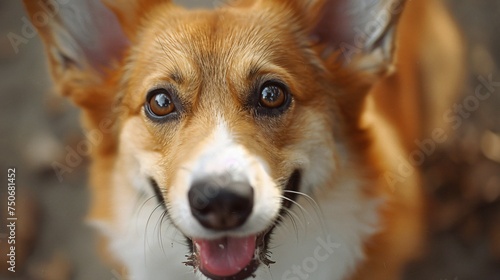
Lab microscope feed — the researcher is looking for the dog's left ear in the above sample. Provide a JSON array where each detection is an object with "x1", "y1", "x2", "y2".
[
  {"x1": 309, "y1": 0, "x2": 405, "y2": 73},
  {"x1": 255, "y1": 0, "x2": 405, "y2": 73},
  {"x1": 306, "y1": 0, "x2": 406, "y2": 73}
]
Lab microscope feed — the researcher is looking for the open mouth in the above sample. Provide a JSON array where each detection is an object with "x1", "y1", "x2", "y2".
[
  {"x1": 182, "y1": 170, "x2": 301, "y2": 280},
  {"x1": 185, "y1": 231, "x2": 272, "y2": 280}
]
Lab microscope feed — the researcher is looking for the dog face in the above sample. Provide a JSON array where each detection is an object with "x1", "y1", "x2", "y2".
[
  {"x1": 24, "y1": 0, "x2": 403, "y2": 278},
  {"x1": 117, "y1": 6, "x2": 339, "y2": 277}
]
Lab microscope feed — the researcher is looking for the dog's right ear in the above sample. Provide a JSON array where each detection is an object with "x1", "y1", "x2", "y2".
[{"x1": 22, "y1": 0, "x2": 171, "y2": 108}]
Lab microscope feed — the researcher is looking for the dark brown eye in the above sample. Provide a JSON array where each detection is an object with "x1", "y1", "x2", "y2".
[
  {"x1": 148, "y1": 89, "x2": 175, "y2": 116},
  {"x1": 259, "y1": 84, "x2": 286, "y2": 108}
]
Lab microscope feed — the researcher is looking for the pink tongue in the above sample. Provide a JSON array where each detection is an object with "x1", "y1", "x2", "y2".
[{"x1": 194, "y1": 236, "x2": 256, "y2": 277}]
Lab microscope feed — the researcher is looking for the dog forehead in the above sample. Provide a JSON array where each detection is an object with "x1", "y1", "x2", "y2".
[
  {"x1": 137, "y1": 7, "x2": 292, "y2": 75},
  {"x1": 122, "y1": 7, "x2": 299, "y2": 108},
  {"x1": 122, "y1": 6, "x2": 320, "y2": 116}
]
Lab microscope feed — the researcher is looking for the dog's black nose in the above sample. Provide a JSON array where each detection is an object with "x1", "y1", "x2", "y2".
[{"x1": 188, "y1": 178, "x2": 254, "y2": 230}]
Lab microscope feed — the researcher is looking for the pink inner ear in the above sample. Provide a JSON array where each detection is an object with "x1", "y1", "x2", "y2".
[
  {"x1": 312, "y1": 0, "x2": 403, "y2": 47},
  {"x1": 312, "y1": 0, "x2": 352, "y2": 49},
  {"x1": 85, "y1": 0, "x2": 130, "y2": 70},
  {"x1": 57, "y1": 0, "x2": 129, "y2": 71},
  {"x1": 309, "y1": 0, "x2": 403, "y2": 66}
]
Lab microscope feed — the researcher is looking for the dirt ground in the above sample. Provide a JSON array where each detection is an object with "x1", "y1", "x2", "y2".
[{"x1": 0, "y1": 0, "x2": 499, "y2": 280}]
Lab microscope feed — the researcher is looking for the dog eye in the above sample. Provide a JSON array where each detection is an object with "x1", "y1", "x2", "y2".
[
  {"x1": 259, "y1": 83, "x2": 287, "y2": 108},
  {"x1": 146, "y1": 89, "x2": 175, "y2": 117}
]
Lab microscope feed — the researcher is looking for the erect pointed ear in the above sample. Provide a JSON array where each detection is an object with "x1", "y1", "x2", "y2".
[
  {"x1": 309, "y1": 0, "x2": 406, "y2": 73},
  {"x1": 22, "y1": 0, "x2": 170, "y2": 107},
  {"x1": 252, "y1": 0, "x2": 405, "y2": 74}
]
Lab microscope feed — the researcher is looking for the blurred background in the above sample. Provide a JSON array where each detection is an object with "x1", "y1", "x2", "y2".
[{"x1": 0, "y1": 0, "x2": 499, "y2": 279}]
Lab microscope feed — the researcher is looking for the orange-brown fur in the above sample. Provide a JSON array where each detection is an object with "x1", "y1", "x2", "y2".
[{"x1": 23, "y1": 0, "x2": 463, "y2": 279}]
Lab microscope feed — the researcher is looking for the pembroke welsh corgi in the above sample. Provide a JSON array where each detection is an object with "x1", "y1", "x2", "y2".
[{"x1": 23, "y1": 0, "x2": 464, "y2": 279}]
